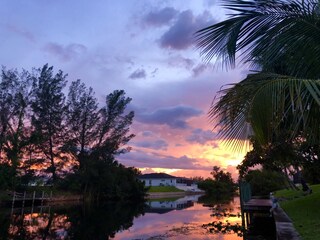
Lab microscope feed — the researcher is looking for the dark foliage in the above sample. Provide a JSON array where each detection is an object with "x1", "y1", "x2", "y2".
[
  {"x1": 0, "y1": 64, "x2": 146, "y2": 201},
  {"x1": 1, "y1": 201, "x2": 145, "y2": 240},
  {"x1": 198, "y1": 166, "x2": 236, "y2": 197},
  {"x1": 0, "y1": 163, "x2": 16, "y2": 189},
  {"x1": 244, "y1": 169, "x2": 285, "y2": 196}
]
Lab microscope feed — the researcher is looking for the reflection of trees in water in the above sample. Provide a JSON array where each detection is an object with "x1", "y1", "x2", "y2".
[
  {"x1": 203, "y1": 221, "x2": 245, "y2": 237},
  {"x1": 1, "y1": 201, "x2": 145, "y2": 239},
  {"x1": 6, "y1": 212, "x2": 68, "y2": 240},
  {"x1": 67, "y1": 201, "x2": 145, "y2": 239},
  {"x1": 199, "y1": 195, "x2": 245, "y2": 237}
]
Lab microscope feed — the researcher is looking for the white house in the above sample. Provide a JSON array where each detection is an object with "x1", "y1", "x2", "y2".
[
  {"x1": 138, "y1": 173, "x2": 202, "y2": 192},
  {"x1": 176, "y1": 177, "x2": 200, "y2": 192},
  {"x1": 138, "y1": 173, "x2": 177, "y2": 187}
]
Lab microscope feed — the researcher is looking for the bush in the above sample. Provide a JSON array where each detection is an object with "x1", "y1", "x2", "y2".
[
  {"x1": 198, "y1": 178, "x2": 236, "y2": 196},
  {"x1": 244, "y1": 170, "x2": 285, "y2": 196}
]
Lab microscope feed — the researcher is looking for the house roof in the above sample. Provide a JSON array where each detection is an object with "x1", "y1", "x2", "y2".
[{"x1": 138, "y1": 173, "x2": 177, "y2": 179}]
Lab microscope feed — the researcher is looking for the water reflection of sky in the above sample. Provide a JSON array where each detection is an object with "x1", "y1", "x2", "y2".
[
  {"x1": 2, "y1": 196, "x2": 243, "y2": 240},
  {"x1": 113, "y1": 196, "x2": 242, "y2": 240}
]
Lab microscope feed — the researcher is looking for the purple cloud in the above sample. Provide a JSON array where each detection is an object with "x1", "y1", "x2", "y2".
[
  {"x1": 142, "y1": 7, "x2": 178, "y2": 27},
  {"x1": 6, "y1": 24, "x2": 35, "y2": 42},
  {"x1": 118, "y1": 150, "x2": 212, "y2": 170},
  {"x1": 44, "y1": 42, "x2": 87, "y2": 61},
  {"x1": 134, "y1": 139, "x2": 168, "y2": 150},
  {"x1": 135, "y1": 105, "x2": 203, "y2": 129},
  {"x1": 134, "y1": 131, "x2": 168, "y2": 150},
  {"x1": 159, "y1": 10, "x2": 214, "y2": 50},
  {"x1": 167, "y1": 55, "x2": 194, "y2": 69},
  {"x1": 129, "y1": 68, "x2": 146, "y2": 79},
  {"x1": 151, "y1": 68, "x2": 158, "y2": 77},
  {"x1": 186, "y1": 128, "x2": 217, "y2": 145},
  {"x1": 192, "y1": 64, "x2": 210, "y2": 77},
  {"x1": 142, "y1": 131, "x2": 153, "y2": 137}
]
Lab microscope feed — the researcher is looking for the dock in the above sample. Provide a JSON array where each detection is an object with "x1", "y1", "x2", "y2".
[
  {"x1": 241, "y1": 198, "x2": 301, "y2": 239},
  {"x1": 9, "y1": 191, "x2": 52, "y2": 209},
  {"x1": 243, "y1": 198, "x2": 272, "y2": 211},
  {"x1": 241, "y1": 198, "x2": 272, "y2": 229}
]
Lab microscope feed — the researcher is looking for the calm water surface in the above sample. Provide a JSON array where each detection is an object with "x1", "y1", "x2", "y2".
[
  {"x1": 115, "y1": 195, "x2": 243, "y2": 240},
  {"x1": 0, "y1": 195, "x2": 245, "y2": 240}
]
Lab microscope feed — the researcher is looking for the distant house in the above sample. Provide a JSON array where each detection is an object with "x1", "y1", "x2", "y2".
[
  {"x1": 138, "y1": 173, "x2": 202, "y2": 192},
  {"x1": 138, "y1": 173, "x2": 177, "y2": 187},
  {"x1": 176, "y1": 177, "x2": 199, "y2": 191}
]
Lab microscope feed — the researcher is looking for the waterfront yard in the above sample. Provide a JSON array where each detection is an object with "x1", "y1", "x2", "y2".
[
  {"x1": 275, "y1": 184, "x2": 320, "y2": 240},
  {"x1": 148, "y1": 186, "x2": 184, "y2": 192}
]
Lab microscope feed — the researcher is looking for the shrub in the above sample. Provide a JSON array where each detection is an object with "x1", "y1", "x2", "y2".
[{"x1": 244, "y1": 170, "x2": 285, "y2": 196}]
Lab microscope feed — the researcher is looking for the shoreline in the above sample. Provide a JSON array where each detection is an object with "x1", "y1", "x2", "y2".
[{"x1": 0, "y1": 191, "x2": 204, "y2": 207}]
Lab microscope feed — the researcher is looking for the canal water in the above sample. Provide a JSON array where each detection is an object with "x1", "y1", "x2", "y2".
[{"x1": 0, "y1": 195, "x2": 274, "y2": 239}]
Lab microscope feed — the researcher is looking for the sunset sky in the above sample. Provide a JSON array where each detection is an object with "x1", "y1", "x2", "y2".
[{"x1": 0, "y1": 0, "x2": 249, "y2": 179}]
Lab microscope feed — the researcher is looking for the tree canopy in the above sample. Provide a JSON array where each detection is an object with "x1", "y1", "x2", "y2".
[
  {"x1": 196, "y1": 0, "x2": 320, "y2": 183},
  {"x1": 196, "y1": 0, "x2": 320, "y2": 148},
  {"x1": 0, "y1": 64, "x2": 146, "y2": 201}
]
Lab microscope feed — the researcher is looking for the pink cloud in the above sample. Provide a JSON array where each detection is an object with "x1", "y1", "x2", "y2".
[
  {"x1": 186, "y1": 128, "x2": 217, "y2": 144},
  {"x1": 118, "y1": 150, "x2": 212, "y2": 171}
]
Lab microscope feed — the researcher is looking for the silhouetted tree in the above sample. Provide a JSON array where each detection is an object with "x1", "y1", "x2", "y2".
[
  {"x1": 199, "y1": 166, "x2": 236, "y2": 197},
  {"x1": 0, "y1": 68, "x2": 35, "y2": 186},
  {"x1": 64, "y1": 79, "x2": 99, "y2": 170},
  {"x1": 81, "y1": 90, "x2": 136, "y2": 200},
  {"x1": 0, "y1": 64, "x2": 145, "y2": 200},
  {"x1": 31, "y1": 64, "x2": 67, "y2": 182}
]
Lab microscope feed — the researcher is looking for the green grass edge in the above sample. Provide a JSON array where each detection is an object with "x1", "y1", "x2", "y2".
[
  {"x1": 147, "y1": 186, "x2": 184, "y2": 193},
  {"x1": 274, "y1": 184, "x2": 320, "y2": 240}
]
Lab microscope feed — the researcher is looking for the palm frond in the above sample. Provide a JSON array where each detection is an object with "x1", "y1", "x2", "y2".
[
  {"x1": 211, "y1": 73, "x2": 320, "y2": 150},
  {"x1": 196, "y1": 0, "x2": 320, "y2": 78}
]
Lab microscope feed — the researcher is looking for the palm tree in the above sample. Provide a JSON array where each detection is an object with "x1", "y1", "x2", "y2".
[{"x1": 196, "y1": 0, "x2": 320, "y2": 149}]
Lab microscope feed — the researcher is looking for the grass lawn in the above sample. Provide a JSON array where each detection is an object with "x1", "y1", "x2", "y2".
[
  {"x1": 274, "y1": 184, "x2": 320, "y2": 240},
  {"x1": 148, "y1": 186, "x2": 184, "y2": 193}
]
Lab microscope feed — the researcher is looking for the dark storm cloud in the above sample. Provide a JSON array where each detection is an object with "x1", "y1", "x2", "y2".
[
  {"x1": 142, "y1": 7, "x2": 178, "y2": 27},
  {"x1": 135, "y1": 105, "x2": 203, "y2": 129},
  {"x1": 186, "y1": 128, "x2": 217, "y2": 144},
  {"x1": 129, "y1": 68, "x2": 146, "y2": 79},
  {"x1": 159, "y1": 10, "x2": 214, "y2": 50},
  {"x1": 119, "y1": 150, "x2": 212, "y2": 170},
  {"x1": 134, "y1": 139, "x2": 168, "y2": 150},
  {"x1": 44, "y1": 42, "x2": 87, "y2": 61}
]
